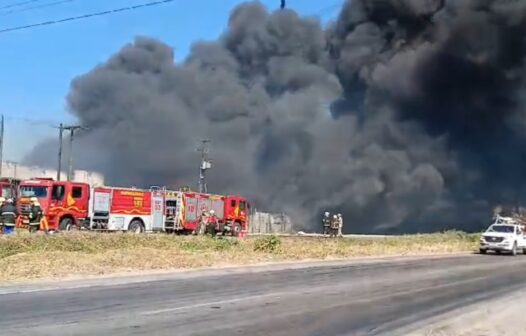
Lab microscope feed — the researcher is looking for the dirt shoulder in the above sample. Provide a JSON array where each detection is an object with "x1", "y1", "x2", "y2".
[
  {"x1": 0, "y1": 231, "x2": 478, "y2": 282},
  {"x1": 407, "y1": 288, "x2": 526, "y2": 336}
]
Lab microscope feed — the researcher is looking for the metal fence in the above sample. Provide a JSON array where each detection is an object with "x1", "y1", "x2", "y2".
[{"x1": 249, "y1": 211, "x2": 294, "y2": 234}]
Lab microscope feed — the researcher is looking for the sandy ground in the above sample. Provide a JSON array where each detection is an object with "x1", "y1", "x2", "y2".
[{"x1": 408, "y1": 288, "x2": 526, "y2": 336}]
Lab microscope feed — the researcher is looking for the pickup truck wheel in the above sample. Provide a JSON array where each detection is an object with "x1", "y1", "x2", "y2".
[
  {"x1": 523, "y1": 248, "x2": 526, "y2": 255},
  {"x1": 479, "y1": 249, "x2": 487, "y2": 254},
  {"x1": 511, "y1": 242, "x2": 517, "y2": 256}
]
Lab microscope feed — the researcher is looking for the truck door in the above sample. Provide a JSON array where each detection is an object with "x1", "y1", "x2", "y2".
[
  {"x1": 151, "y1": 190, "x2": 164, "y2": 231},
  {"x1": 50, "y1": 183, "x2": 66, "y2": 210},
  {"x1": 518, "y1": 226, "x2": 526, "y2": 247}
]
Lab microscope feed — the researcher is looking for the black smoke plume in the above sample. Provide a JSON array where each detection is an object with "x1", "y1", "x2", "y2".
[{"x1": 25, "y1": 0, "x2": 526, "y2": 233}]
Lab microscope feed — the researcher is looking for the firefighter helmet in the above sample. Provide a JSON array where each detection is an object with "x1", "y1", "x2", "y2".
[
  {"x1": 6, "y1": 198, "x2": 13, "y2": 203},
  {"x1": 324, "y1": 211, "x2": 329, "y2": 216},
  {"x1": 333, "y1": 214, "x2": 337, "y2": 218},
  {"x1": 209, "y1": 210, "x2": 215, "y2": 215},
  {"x1": 30, "y1": 197, "x2": 38, "y2": 203},
  {"x1": 0, "y1": 197, "x2": 5, "y2": 203}
]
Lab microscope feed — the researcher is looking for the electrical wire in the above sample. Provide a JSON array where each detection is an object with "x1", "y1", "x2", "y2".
[
  {"x1": 0, "y1": 0, "x2": 176, "y2": 34},
  {"x1": 0, "y1": 0, "x2": 40, "y2": 10},
  {"x1": 0, "y1": 0, "x2": 75, "y2": 17}
]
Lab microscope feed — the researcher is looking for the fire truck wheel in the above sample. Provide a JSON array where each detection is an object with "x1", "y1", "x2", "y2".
[
  {"x1": 128, "y1": 220, "x2": 145, "y2": 234},
  {"x1": 232, "y1": 222, "x2": 241, "y2": 237},
  {"x1": 59, "y1": 218, "x2": 74, "y2": 231}
]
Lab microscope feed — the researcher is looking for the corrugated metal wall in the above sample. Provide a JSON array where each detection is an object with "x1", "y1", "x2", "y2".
[{"x1": 249, "y1": 212, "x2": 294, "y2": 234}]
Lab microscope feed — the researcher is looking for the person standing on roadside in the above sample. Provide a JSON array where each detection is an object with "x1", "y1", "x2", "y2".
[
  {"x1": 0, "y1": 197, "x2": 5, "y2": 235},
  {"x1": 337, "y1": 213, "x2": 344, "y2": 237},
  {"x1": 28, "y1": 197, "x2": 45, "y2": 234},
  {"x1": 330, "y1": 214, "x2": 339, "y2": 238},
  {"x1": 0, "y1": 198, "x2": 17, "y2": 235},
  {"x1": 207, "y1": 210, "x2": 219, "y2": 236},
  {"x1": 322, "y1": 212, "x2": 331, "y2": 236},
  {"x1": 197, "y1": 211, "x2": 209, "y2": 236}
]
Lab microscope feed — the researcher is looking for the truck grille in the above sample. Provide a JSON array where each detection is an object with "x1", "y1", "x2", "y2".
[{"x1": 484, "y1": 236, "x2": 504, "y2": 243}]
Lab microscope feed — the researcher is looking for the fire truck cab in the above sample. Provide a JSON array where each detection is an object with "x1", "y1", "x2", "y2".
[{"x1": 18, "y1": 178, "x2": 90, "y2": 231}]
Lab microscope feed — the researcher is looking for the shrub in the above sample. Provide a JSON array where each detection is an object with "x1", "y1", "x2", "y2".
[{"x1": 253, "y1": 235, "x2": 282, "y2": 253}]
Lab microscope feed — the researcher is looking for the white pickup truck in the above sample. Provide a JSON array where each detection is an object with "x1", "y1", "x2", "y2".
[{"x1": 480, "y1": 216, "x2": 526, "y2": 255}]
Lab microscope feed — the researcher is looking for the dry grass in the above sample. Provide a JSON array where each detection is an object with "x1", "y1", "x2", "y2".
[{"x1": 0, "y1": 231, "x2": 479, "y2": 282}]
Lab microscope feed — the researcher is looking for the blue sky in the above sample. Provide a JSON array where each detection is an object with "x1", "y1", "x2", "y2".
[{"x1": 0, "y1": 0, "x2": 343, "y2": 163}]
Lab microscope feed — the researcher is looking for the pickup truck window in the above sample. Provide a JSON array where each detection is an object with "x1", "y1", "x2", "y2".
[{"x1": 487, "y1": 225, "x2": 515, "y2": 233}]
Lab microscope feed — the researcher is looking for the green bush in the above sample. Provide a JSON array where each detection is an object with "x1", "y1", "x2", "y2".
[{"x1": 253, "y1": 235, "x2": 282, "y2": 253}]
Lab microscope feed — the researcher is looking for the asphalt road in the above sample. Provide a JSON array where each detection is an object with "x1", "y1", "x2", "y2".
[{"x1": 1, "y1": 254, "x2": 526, "y2": 336}]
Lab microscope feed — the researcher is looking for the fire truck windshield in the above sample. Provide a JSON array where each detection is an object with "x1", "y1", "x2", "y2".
[{"x1": 20, "y1": 186, "x2": 48, "y2": 198}]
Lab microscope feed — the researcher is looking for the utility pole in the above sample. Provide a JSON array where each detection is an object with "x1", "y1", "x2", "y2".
[
  {"x1": 57, "y1": 123, "x2": 63, "y2": 181},
  {"x1": 0, "y1": 115, "x2": 4, "y2": 177},
  {"x1": 62, "y1": 124, "x2": 87, "y2": 182},
  {"x1": 197, "y1": 139, "x2": 211, "y2": 193}
]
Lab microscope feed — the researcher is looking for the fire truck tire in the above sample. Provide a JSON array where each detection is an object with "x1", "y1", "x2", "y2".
[
  {"x1": 232, "y1": 222, "x2": 241, "y2": 237},
  {"x1": 59, "y1": 218, "x2": 74, "y2": 231},
  {"x1": 128, "y1": 220, "x2": 145, "y2": 234}
]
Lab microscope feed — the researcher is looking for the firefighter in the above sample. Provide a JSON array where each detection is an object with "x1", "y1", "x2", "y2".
[
  {"x1": 207, "y1": 210, "x2": 219, "y2": 236},
  {"x1": 337, "y1": 213, "x2": 344, "y2": 237},
  {"x1": 28, "y1": 197, "x2": 44, "y2": 234},
  {"x1": 322, "y1": 211, "x2": 331, "y2": 236},
  {"x1": 330, "y1": 214, "x2": 339, "y2": 238},
  {"x1": 0, "y1": 197, "x2": 5, "y2": 234},
  {"x1": 0, "y1": 198, "x2": 17, "y2": 235},
  {"x1": 197, "y1": 211, "x2": 209, "y2": 236}
]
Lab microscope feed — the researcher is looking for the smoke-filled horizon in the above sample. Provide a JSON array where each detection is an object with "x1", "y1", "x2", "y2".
[{"x1": 25, "y1": 0, "x2": 526, "y2": 233}]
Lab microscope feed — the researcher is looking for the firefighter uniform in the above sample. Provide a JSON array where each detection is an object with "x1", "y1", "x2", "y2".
[
  {"x1": 322, "y1": 212, "x2": 331, "y2": 236},
  {"x1": 197, "y1": 211, "x2": 209, "y2": 236},
  {"x1": 0, "y1": 199, "x2": 17, "y2": 235},
  {"x1": 0, "y1": 197, "x2": 5, "y2": 234},
  {"x1": 207, "y1": 210, "x2": 219, "y2": 236},
  {"x1": 330, "y1": 214, "x2": 339, "y2": 238},
  {"x1": 337, "y1": 214, "x2": 344, "y2": 237},
  {"x1": 28, "y1": 197, "x2": 44, "y2": 233}
]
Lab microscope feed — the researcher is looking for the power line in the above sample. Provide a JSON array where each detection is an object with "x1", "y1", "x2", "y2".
[
  {"x1": 2, "y1": 113, "x2": 62, "y2": 127},
  {"x1": 0, "y1": 0, "x2": 40, "y2": 10},
  {"x1": 0, "y1": 0, "x2": 176, "y2": 34},
  {"x1": 0, "y1": 0, "x2": 75, "y2": 17}
]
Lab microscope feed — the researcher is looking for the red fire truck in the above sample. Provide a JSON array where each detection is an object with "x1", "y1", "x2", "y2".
[
  {"x1": 90, "y1": 187, "x2": 249, "y2": 236},
  {"x1": 170, "y1": 191, "x2": 249, "y2": 236},
  {"x1": 17, "y1": 178, "x2": 90, "y2": 230},
  {"x1": 89, "y1": 186, "x2": 161, "y2": 233},
  {"x1": 17, "y1": 178, "x2": 250, "y2": 235}
]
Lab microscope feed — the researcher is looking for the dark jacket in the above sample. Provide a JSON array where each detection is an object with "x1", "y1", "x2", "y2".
[
  {"x1": 0, "y1": 204, "x2": 18, "y2": 225},
  {"x1": 28, "y1": 204, "x2": 43, "y2": 223}
]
